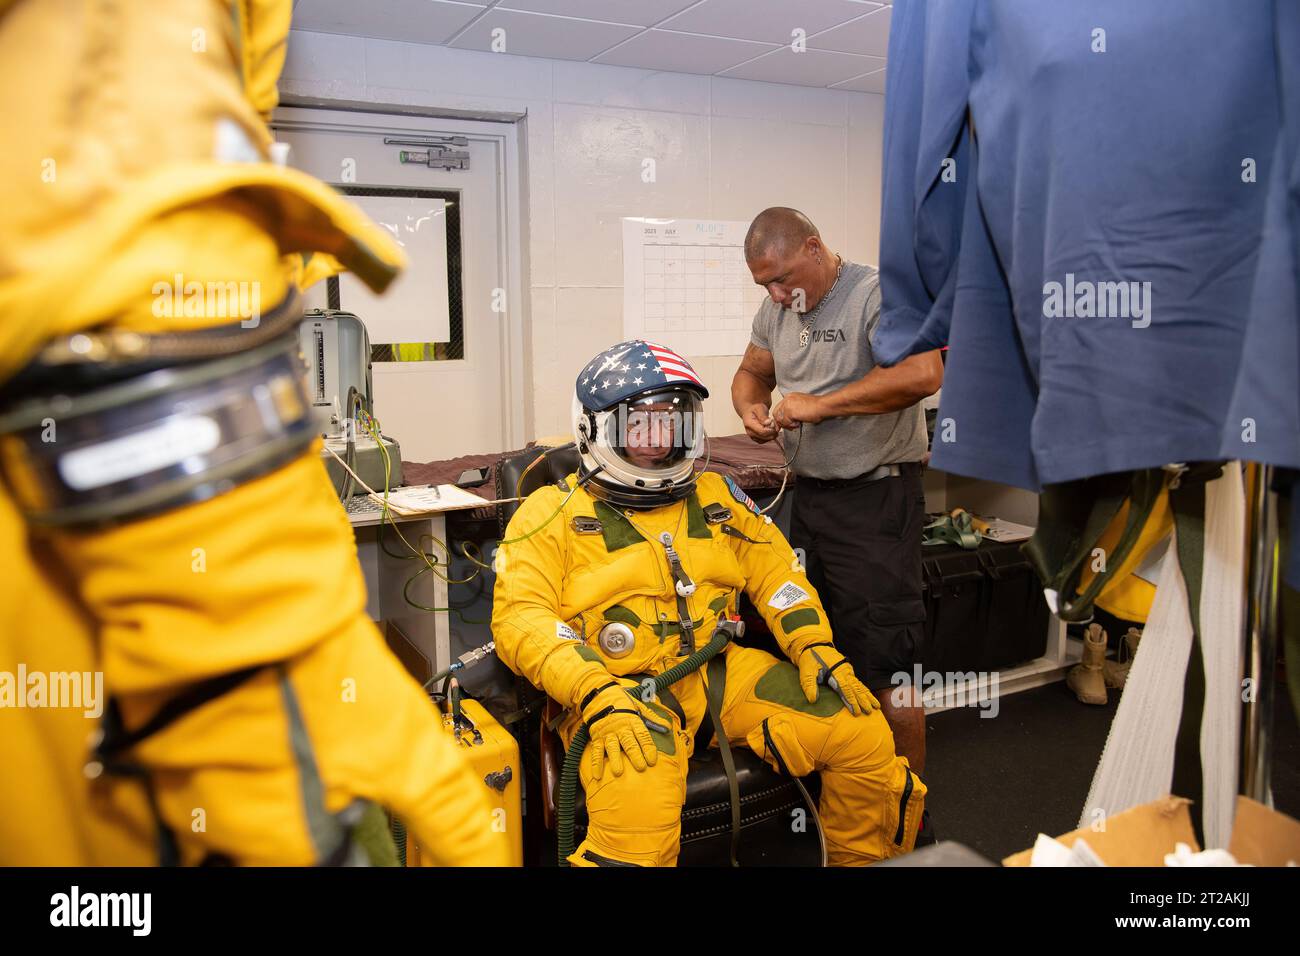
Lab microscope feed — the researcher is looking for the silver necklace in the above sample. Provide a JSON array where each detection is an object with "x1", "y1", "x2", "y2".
[{"x1": 798, "y1": 255, "x2": 844, "y2": 348}]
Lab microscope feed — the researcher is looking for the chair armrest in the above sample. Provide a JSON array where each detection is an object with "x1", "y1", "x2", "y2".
[{"x1": 539, "y1": 696, "x2": 564, "y2": 830}]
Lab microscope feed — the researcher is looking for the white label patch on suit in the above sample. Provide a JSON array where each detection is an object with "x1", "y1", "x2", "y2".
[
  {"x1": 59, "y1": 415, "x2": 221, "y2": 491},
  {"x1": 767, "y1": 581, "x2": 810, "y2": 611},
  {"x1": 556, "y1": 621, "x2": 580, "y2": 641}
]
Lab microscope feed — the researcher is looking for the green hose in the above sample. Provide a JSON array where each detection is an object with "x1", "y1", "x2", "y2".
[{"x1": 556, "y1": 627, "x2": 734, "y2": 866}]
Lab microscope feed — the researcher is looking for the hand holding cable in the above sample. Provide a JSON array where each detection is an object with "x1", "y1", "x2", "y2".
[
  {"x1": 742, "y1": 403, "x2": 780, "y2": 443},
  {"x1": 771, "y1": 392, "x2": 827, "y2": 428},
  {"x1": 795, "y1": 642, "x2": 880, "y2": 716},
  {"x1": 579, "y1": 682, "x2": 668, "y2": 779}
]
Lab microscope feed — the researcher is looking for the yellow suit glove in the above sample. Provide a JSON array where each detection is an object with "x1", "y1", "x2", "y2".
[
  {"x1": 579, "y1": 682, "x2": 665, "y2": 780},
  {"x1": 795, "y1": 642, "x2": 880, "y2": 716}
]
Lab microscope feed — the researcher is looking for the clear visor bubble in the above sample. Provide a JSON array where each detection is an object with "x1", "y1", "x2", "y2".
[{"x1": 599, "y1": 389, "x2": 704, "y2": 474}]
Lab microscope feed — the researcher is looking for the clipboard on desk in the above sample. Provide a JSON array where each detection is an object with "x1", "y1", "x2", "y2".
[{"x1": 366, "y1": 483, "x2": 489, "y2": 516}]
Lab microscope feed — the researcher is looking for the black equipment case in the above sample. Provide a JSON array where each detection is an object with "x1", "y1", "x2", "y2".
[{"x1": 919, "y1": 538, "x2": 1050, "y2": 674}]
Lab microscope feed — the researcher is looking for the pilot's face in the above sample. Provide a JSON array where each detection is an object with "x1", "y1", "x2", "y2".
[{"x1": 623, "y1": 402, "x2": 679, "y2": 469}]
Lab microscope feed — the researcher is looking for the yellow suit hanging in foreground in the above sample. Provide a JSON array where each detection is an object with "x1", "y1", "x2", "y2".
[{"x1": 0, "y1": 0, "x2": 506, "y2": 866}]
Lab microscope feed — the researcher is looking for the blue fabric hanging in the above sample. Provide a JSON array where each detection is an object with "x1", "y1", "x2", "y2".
[{"x1": 877, "y1": 0, "x2": 1300, "y2": 584}]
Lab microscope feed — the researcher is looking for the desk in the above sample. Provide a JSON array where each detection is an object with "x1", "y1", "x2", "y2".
[{"x1": 347, "y1": 489, "x2": 490, "y2": 675}]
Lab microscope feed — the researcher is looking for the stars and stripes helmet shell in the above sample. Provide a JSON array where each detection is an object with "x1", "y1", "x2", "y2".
[{"x1": 572, "y1": 340, "x2": 710, "y2": 509}]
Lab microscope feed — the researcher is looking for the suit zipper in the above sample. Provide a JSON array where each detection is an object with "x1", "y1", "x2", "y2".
[{"x1": 893, "y1": 766, "x2": 914, "y2": 845}]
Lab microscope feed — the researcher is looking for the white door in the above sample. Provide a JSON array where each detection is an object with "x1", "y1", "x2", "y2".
[{"x1": 272, "y1": 107, "x2": 523, "y2": 462}]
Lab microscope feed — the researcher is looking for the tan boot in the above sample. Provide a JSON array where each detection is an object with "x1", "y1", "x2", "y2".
[
  {"x1": 1103, "y1": 626, "x2": 1142, "y2": 690},
  {"x1": 1067, "y1": 623, "x2": 1109, "y2": 705}
]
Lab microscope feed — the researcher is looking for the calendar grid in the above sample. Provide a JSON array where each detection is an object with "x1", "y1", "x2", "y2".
[
  {"x1": 624, "y1": 219, "x2": 766, "y2": 357},
  {"x1": 640, "y1": 242, "x2": 767, "y2": 336}
]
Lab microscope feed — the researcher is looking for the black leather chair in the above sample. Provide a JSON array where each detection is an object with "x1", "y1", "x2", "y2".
[{"x1": 493, "y1": 446, "x2": 822, "y2": 866}]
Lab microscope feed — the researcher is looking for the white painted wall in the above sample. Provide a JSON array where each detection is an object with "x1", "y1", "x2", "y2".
[{"x1": 281, "y1": 31, "x2": 885, "y2": 445}]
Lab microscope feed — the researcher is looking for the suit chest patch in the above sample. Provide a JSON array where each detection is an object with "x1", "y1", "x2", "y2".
[{"x1": 725, "y1": 476, "x2": 761, "y2": 516}]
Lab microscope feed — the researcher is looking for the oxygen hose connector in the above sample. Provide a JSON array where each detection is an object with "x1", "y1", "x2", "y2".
[{"x1": 423, "y1": 641, "x2": 497, "y2": 692}]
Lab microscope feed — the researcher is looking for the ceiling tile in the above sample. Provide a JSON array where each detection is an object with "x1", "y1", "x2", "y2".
[
  {"x1": 593, "y1": 29, "x2": 779, "y2": 75},
  {"x1": 809, "y1": 6, "x2": 891, "y2": 57},
  {"x1": 498, "y1": 0, "x2": 699, "y2": 28},
  {"x1": 720, "y1": 47, "x2": 884, "y2": 88},
  {"x1": 830, "y1": 68, "x2": 886, "y2": 93},
  {"x1": 292, "y1": 0, "x2": 486, "y2": 45},
  {"x1": 448, "y1": 9, "x2": 642, "y2": 60},
  {"x1": 660, "y1": 0, "x2": 881, "y2": 45}
]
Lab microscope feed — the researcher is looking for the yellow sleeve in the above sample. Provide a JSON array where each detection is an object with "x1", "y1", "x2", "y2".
[
  {"x1": 234, "y1": 0, "x2": 293, "y2": 123},
  {"x1": 491, "y1": 487, "x2": 614, "y2": 711},
  {"x1": 705, "y1": 476, "x2": 834, "y2": 660}
]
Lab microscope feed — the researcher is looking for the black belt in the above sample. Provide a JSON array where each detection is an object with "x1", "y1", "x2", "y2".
[{"x1": 797, "y1": 460, "x2": 922, "y2": 490}]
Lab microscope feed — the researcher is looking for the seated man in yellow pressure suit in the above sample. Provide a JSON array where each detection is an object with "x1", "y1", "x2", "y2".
[{"x1": 493, "y1": 341, "x2": 926, "y2": 866}]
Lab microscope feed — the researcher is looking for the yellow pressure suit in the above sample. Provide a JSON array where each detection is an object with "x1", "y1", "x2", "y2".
[
  {"x1": 493, "y1": 471, "x2": 927, "y2": 866},
  {"x1": 0, "y1": 0, "x2": 505, "y2": 865}
]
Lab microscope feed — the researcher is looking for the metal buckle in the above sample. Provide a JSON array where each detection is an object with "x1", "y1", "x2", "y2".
[{"x1": 703, "y1": 502, "x2": 732, "y2": 524}]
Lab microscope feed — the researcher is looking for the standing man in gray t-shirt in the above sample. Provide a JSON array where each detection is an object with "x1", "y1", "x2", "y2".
[{"x1": 731, "y1": 207, "x2": 943, "y2": 776}]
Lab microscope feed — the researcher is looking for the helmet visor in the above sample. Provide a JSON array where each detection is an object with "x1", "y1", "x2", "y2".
[{"x1": 599, "y1": 388, "x2": 705, "y2": 476}]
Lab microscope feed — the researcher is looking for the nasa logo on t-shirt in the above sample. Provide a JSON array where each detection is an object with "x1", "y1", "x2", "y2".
[{"x1": 806, "y1": 329, "x2": 847, "y2": 344}]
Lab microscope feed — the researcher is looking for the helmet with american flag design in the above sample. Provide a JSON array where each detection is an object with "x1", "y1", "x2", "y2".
[{"x1": 572, "y1": 340, "x2": 709, "y2": 509}]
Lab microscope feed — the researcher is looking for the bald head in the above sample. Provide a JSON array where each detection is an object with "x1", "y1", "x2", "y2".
[
  {"x1": 744, "y1": 207, "x2": 820, "y2": 263},
  {"x1": 744, "y1": 207, "x2": 839, "y2": 312}
]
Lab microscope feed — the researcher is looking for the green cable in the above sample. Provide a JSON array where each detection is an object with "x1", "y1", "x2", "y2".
[
  {"x1": 354, "y1": 410, "x2": 488, "y2": 609},
  {"x1": 556, "y1": 627, "x2": 732, "y2": 866},
  {"x1": 359, "y1": 413, "x2": 580, "y2": 603},
  {"x1": 401, "y1": 569, "x2": 488, "y2": 625},
  {"x1": 352, "y1": 417, "x2": 588, "y2": 622}
]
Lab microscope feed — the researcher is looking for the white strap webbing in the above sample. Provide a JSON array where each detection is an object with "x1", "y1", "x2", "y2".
[{"x1": 1080, "y1": 462, "x2": 1244, "y2": 849}]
